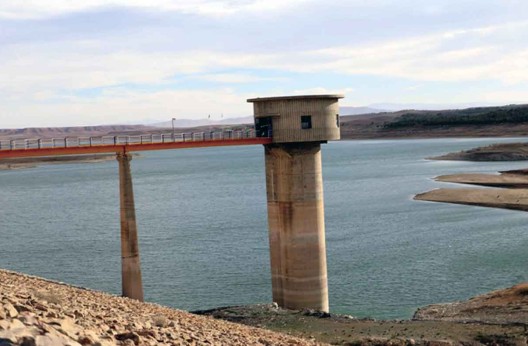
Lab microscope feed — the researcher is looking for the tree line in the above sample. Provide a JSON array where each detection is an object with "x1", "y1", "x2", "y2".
[{"x1": 384, "y1": 105, "x2": 528, "y2": 128}]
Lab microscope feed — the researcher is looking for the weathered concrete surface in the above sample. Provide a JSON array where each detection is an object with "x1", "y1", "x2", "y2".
[
  {"x1": 116, "y1": 152, "x2": 144, "y2": 301},
  {"x1": 414, "y1": 187, "x2": 528, "y2": 211},
  {"x1": 264, "y1": 143, "x2": 329, "y2": 312}
]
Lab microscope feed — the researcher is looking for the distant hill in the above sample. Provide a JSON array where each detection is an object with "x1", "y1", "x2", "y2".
[
  {"x1": 3, "y1": 104, "x2": 528, "y2": 140},
  {"x1": 148, "y1": 106, "x2": 385, "y2": 127},
  {"x1": 149, "y1": 116, "x2": 253, "y2": 128},
  {"x1": 0, "y1": 125, "x2": 157, "y2": 139},
  {"x1": 0, "y1": 123, "x2": 253, "y2": 140},
  {"x1": 340, "y1": 106, "x2": 387, "y2": 116},
  {"x1": 339, "y1": 104, "x2": 528, "y2": 139}
]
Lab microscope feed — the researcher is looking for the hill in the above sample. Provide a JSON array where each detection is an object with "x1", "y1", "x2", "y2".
[
  {"x1": 3, "y1": 104, "x2": 528, "y2": 140},
  {"x1": 339, "y1": 104, "x2": 528, "y2": 139}
]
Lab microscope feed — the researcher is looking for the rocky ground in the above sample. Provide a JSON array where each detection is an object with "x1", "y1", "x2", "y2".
[
  {"x1": 0, "y1": 269, "x2": 318, "y2": 346},
  {"x1": 195, "y1": 301, "x2": 528, "y2": 345},
  {"x1": 415, "y1": 283, "x2": 528, "y2": 325},
  {"x1": 3, "y1": 269, "x2": 528, "y2": 346}
]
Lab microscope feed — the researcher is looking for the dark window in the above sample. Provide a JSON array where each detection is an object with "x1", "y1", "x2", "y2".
[
  {"x1": 255, "y1": 117, "x2": 273, "y2": 137},
  {"x1": 301, "y1": 115, "x2": 312, "y2": 129},
  {"x1": 336, "y1": 114, "x2": 340, "y2": 127}
]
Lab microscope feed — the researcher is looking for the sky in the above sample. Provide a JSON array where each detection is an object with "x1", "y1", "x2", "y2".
[{"x1": 1, "y1": 0, "x2": 527, "y2": 128}]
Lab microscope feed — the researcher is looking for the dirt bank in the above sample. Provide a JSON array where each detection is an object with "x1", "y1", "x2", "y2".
[
  {"x1": 415, "y1": 166, "x2": 528, "y2": 211},
  {"x1": 3, "y1": 269, "x2": 528, "y2": 345},
  {"x1": 414, "y1": 187, "x2": 528, "y2": 211},
  {"x1": 429, "y1": 142, "x2": 528, "y2": 161},
  {"x1": 433, "y1": 172, "x2": 528, "y2": 188},
  {"x1": 0, "y1": 269, "x2": 317, "y2": 346},
  {"x1": 415, "y1": 283, "x2": 528, "y2": 325},
  {"x1": 195, "y1": 296, "x2": 528, "y2": 345}
]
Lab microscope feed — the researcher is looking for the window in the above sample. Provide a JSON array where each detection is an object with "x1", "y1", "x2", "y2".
[
  {"x1": 301, "y1": 115, "x2": 312, "y2": 129},
  {"x1": 255, "y1": 117, "x2": 273, "y2": 137},
  {"x1": 336, "y1": 114, "x2": 340, "y2": 127}
]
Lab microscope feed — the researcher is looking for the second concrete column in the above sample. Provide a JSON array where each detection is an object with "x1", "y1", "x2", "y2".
[{"x1": 117, "y1": 151, "x2": 144, "y2": 301}]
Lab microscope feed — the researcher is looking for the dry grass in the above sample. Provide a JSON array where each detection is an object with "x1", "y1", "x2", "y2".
[
  {"x1": 151, "y1": 314, "x2": 169, "y2": 327},
  {"x1": 32, "y1": 289, "x2": 62, "y2": 305}
]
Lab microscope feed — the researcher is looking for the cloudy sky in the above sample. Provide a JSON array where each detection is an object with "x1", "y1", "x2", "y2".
[{"x1": 1, "y1": 0, "x2": 527, "y2": 128}]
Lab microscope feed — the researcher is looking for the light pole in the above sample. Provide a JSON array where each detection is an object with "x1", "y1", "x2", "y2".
[{"x1": 171, "y1": 117, "x2": 176, "y2": 142}]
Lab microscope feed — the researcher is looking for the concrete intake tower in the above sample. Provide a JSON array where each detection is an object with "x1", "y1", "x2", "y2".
[{"x1": 248, "y1": 94, "x2": 343, "y2": 312}]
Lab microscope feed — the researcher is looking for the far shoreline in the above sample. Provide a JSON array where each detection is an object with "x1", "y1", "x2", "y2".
[{"x1": 0, "y1": 153, "x2": 123, "y2": 171}]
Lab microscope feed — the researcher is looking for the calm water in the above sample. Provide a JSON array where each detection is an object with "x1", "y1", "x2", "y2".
[{"x1": 2, "y1": 138, "x2": 528, "y2": 319}]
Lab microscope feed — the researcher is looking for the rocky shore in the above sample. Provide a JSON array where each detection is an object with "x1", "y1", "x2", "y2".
[
  {"x1": 414, "y1": 283, "x2": 528, "y2": 325},
  {"x1": 429, "y1": 142, "x2": 528, "y2": 161},
  {"x1": 415, "y1": 167, "x2": 528, "y2": 211},
  {"x1": 3, "y1": 269, "x2": 528, "y2": 345},
  {"x1": 0, "y1": 269, "x2": 317, "y2": 346},
  {"x1": 197, "y1": 298, "x2": 528, "y2": 345}
]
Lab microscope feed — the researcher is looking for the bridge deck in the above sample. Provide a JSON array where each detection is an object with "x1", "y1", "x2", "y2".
[{"x1": 0, "y1": 130, "x2": 271, "y2": 159}]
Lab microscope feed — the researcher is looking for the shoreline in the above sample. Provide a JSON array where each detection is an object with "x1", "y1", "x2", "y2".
[
  {"x1": 415, "y1": 168, "x2": 528, "y2": 211},
  {"x1": 2, "y1": 268, "x2": 528, "y2": 345},
  {"x1": 0, "y1": 154, "x2": 126, "y2": 171},
  {"x1": 0, "y1": 268, "x2": 315, "y2": 346}
]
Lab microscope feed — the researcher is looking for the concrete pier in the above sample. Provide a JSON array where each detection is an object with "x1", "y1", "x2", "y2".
[
  {"x1": 265, "y1": 142, "x2": 328, "y2": 311},
  {"x1": 116, "y1": 151, "x2": 144, "y2": 301},
  {"x1": 248, "y1": 94, "x2": 343, "y2": 312}
]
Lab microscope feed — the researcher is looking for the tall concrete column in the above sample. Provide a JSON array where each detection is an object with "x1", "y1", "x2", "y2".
[
  {"x1": 117, "y1": 151, "x2": 144, "y2": 301},
  {"x1": 265, "y1": 142, "x2": 329, "y2": 312}
]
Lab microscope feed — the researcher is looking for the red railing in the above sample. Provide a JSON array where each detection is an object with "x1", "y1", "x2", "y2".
[{"x1": 0, "y1": 129, "x2": 272, "y2": 158}]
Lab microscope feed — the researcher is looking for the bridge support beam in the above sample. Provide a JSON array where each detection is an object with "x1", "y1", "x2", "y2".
[
  {"x1": 264, "y1": 143, "x2": 329, "y2": 312},
  {"x1": 117, "y1": 151, "x2": 144, "y2": 301}
]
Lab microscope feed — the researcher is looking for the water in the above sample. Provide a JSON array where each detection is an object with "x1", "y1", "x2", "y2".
[{"x1": 1, "y1": 138, "x2": 528, "y2": 319}]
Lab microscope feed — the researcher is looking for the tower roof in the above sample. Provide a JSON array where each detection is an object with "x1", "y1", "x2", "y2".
[{"x1": 247, "y1": 94, "x2": 344, "y2": 103}]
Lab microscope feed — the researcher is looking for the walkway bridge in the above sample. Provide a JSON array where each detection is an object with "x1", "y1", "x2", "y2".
[
  {"x1": 2, "y1": 94, "x2": 343, "y2": 312},
  {"x1": 0, "y1": 128, "x2": 271, "y2": 303},
  {"x1": 0, "y1": 129, "x2": 271, "y2": 159}
]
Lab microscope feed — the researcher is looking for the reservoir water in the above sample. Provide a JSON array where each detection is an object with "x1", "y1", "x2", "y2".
[{"x1": 1, "y1": 138, "x2": 528, "y2": 319}]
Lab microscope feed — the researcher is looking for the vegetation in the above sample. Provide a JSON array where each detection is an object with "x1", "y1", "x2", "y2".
[
  {"x1": 474, "y1": 332, "x2": 517, "y2": 346},
  {"x1": 384, "y1": 105, "x2": 528, "y2": 128}
]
